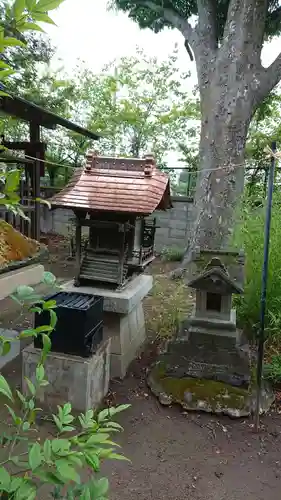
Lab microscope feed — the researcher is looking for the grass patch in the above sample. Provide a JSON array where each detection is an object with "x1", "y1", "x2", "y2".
[
  {"x1": 233, "y1": 195, "x2": 281, "y2": 340},
  {"x1": 160, "y1": 246, "x2": 185, "y2": 262},
  {"x1": 144, "y1": 276, "x2": 193, "y2": 338}
]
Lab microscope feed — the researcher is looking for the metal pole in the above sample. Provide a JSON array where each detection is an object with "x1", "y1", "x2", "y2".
[{"x1": 254, "y1": 141, "x2": 276, "y2": 432}]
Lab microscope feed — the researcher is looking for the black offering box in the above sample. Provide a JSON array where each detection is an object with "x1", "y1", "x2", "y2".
[{"x1": 34, "y1": 292, "x2": 104, "y2": 357}]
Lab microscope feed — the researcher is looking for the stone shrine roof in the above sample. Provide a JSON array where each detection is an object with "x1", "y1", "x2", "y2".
[
  {"x1": 188, "y1": 257, "x2": 243, "y2": 295},
  {"x1": 50, "y1": 151, "x2": 172, "y2": 215}
]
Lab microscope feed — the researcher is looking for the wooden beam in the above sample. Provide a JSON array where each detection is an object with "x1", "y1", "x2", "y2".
[
  {"x1": 29, "y1": 121, "x2": 42, "y2": 241},
  {"x1": 2, "y1": 139, "x2": 47, "y2": 152}
]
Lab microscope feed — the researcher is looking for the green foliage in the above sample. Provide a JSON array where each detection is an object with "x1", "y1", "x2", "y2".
[
  {"x1": 160, "y1": 246, "x2": 185, "y2": 262},
  {"x1": 0, "y1": 272, "x2": 130, "y2": 499},
  {"x1": 112, "y1": 0, "x2": 281, "y2": 40},
  {"x1": 264, "y1": 355, "x2": 281, "y2": 384},
  {"x1": 233, "y1": 194, "x2": 281, "y2": 339},
  {"x1": 74, "y1": 46, "x2": 198, "y2": 167}
]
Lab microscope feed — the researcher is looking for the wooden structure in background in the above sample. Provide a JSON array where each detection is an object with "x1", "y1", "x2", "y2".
[
  {"x1": 0, "y1": 84, "x2": 101, "y2": 241},
  {"x1": 50, "y1": 151, "x2": 172, "y2": 289}
]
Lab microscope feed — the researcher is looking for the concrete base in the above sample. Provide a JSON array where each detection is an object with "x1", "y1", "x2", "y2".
[
  {"x1": 0, "y1": 264, "x2": 44, "y2": 301},
  {"x1": 22, "y1": 340, "x2": 111, "y2": 412},
  {"x1": 0, "y1": 328, "x2": 20, "y2": 369},
  {"x1": 63, "y1": 275, "x2": 153, "y2": 379}
]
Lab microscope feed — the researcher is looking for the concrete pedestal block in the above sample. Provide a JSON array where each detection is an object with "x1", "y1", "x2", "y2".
[
  {"x1": 104, "y1": 302, "x2": 146, "y2": 378},
  {"x1": 63, "y1": 275, "x2": 153, "y2": 379},
  {"x1": 0, "y1": 264, "x2": 44, "y2": 301},
  {"x1": 22, "y1": 339, "x2": 111, "y2": 412}
]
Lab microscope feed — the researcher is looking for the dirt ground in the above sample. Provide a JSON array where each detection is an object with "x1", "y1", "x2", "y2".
[{"x1": 1, "y1": 234, "x2": 281, "y2": 500}]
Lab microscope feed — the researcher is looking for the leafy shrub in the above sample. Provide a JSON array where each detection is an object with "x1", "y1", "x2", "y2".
[
  {"x1": 160, "y1": 246, "x2": 185, "y2": 262},
  {"x1": 0, "y1": 272, "x2": 129, "y2": 499},
  {"x1": 233, "y1": 194, "x2": 281, "y2": 339},
  {"x1": 264, "y1": 355, "x2": 281, "y2": 384}
]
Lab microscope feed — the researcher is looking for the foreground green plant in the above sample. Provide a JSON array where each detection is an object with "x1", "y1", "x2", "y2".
[{"x1": 0, "y1": 272, "x2": 129, "y2": 499}]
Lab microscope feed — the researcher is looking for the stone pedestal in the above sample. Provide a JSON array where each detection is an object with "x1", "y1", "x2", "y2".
[
  {"x1": 63, "y1": 275, "x2": 153, "y2": 379},
  {"x1": 22, "y1": 339, "x2": 111, "y2": 412}
]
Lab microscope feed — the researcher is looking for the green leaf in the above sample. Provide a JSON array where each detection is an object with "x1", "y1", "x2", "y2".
[
  {"x1": 5, "y1": 404, "x2": 18, "y2": 424},
  {"x1": 13, "y1": 0, "x2": 26, "y2": 20},
  {"x1": 28, "y1": 399, "x2": 35, "y2": 410},
  {"x1": 1, "y1": 340, "x2": 11, "y2": 356},
  {"x1": 35, "y1": 325, "x2": 53, "y2": 333},
  {"x1": 85, "y1": 452, "x2": 100, "y2": 471},
  {"x1": 16, "y1": 389, "x2": 26, "y2": 405},
  {"x1": 19, "y1": 329, "x2": 37, "y2": 338},
  {"x1": 36, "y1": 364, "x2": 45, "y2": 381},
  {"x1": 0, "y1": 466, "x2": 11, "y2": 491},
  {"x1": 36, "y1": 197, "x2": 51, "y2": 208},
  {"x1": 107, "y1": 452, "x2": 131, "y2": 462},
  {"x1": 0, "y1": 374, "x2": 14, "y2": 401},
  {"x1": 61, "y1": 425, "x2": 75, "y2": 432},
  {"x1": 43, "y1": 299, "x2": 57, "y2": 310},
  {"x1": 51, "y1": 438, "x2": 70, "y2": 452},
  {"x1": 14, "y1": 480, "x2": 36, "y2": 500},
  {"x1": 85, "y1": 433, "x2": 110, "y2": 446},
  {"x1": 36, "y1": 0, "x2": 65, "y2": 10},
  {"x1": 63, "y1": 402, "x2": 72, "y2": 415},
  {"x1": 22, "y1": 421, "x2": 30, "y2": 431},
  {"x1": 43, "y1": 439, "x2": 52, "y2": 461},
  {"x1": 91, "y1": 478, "x2": 109, "y2": 497},
  {"x1": 15, "y1": 285, "x2": 34, "y2": 299},
  {"x1": 108, "y1": 404, "x2": 131, "y2": 417},
  {"x1": 32, "y1": 11, "x2": 56, "y2": 24},
  {"x1": 10, "y1": 476, "x2": 23, "y2": 493},
  {"x1": 26, "y1": 0, "x2": 36, "y2": 8},
  {"x1": 50, "y1": 309, "x2": 57, "y2": 329},
  {"x1": 42, "y1": 270, "x2": 56, "y2": 285},
  {"x1": 55, "y1": 459, "x2": 80, "y2": 483},
  {"x1": 17, "y1": 21, "x2": 44, "y2": 31},
  {"x1": 3, "y1": 37, "x2": 25, "y2": 47},
  {"x1": 29, "y1": 442, "x2": 42, "y2": 470},
  {"x1": 24, "y1": 377, "x2": 36, "y2": 396},
  {"x1": 42, "y1": 333, "x2": 52, "y2": 354},
  {"x1": 5, "y1": 169, "x2": 20, "y2": 192},
  {"x1": 34, "y1": 470, "x2": 65, "y2": 485}
]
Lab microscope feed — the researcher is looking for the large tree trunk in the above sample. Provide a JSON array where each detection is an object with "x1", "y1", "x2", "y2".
[
  {"x1": 141, "y1": 0, "x2": 281, "y2": 276},
  {"x1": 171, "y1": 0, "x2": 278, "y2": 274}
]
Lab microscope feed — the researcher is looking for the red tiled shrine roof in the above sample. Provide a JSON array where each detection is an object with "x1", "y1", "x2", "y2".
[{"x1": 50, "y1": 151, "x2": 172, "y2": 215}]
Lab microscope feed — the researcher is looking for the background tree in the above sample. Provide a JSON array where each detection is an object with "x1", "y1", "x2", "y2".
[
  {"x1": 113, "y1": 0, "x2": 281, "y2": 265},
  {"x1": 75, "y1": 47, "x2": 199, "y2": 167}
]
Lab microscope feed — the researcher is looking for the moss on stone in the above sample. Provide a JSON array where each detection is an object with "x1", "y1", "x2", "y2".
[{"x1": 152, "y1": 361, "x2": 249, "y2": 412}]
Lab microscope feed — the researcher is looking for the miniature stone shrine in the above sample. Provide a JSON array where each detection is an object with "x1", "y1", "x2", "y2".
[
  {"x1": 46, "y1": 151, "x2": 172, "y2": 379},
  {"x1": 148, "y1": 249, "x2": 274, "y2": 417}
]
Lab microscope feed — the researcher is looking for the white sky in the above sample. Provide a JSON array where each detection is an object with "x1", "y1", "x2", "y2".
[{"x1": 44, "y1": 0, "x2": 281, "y2": 168}]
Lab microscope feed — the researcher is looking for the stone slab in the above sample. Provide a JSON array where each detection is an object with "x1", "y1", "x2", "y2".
[
  {"x1": 22, "y1": 340, "x2": 111, "y2": 412},
  {"x1": 0, "y1": 328, "x2": 20, "y2": 369},
  {"x1": 0, "y1": 264, "x2": 44, "y2": 301},
  {"x1": 63, "y1": 274, "x2": 153, "y2": 314}
]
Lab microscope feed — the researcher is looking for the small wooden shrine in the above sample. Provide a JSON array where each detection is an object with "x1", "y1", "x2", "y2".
[{"x1": 50, "y1": 151, "x2": 172, "y2": 288}]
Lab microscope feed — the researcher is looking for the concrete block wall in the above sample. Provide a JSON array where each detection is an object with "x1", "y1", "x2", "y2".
[{"x1": 41, "y1": 196, "x2": 194, "y2": 252}]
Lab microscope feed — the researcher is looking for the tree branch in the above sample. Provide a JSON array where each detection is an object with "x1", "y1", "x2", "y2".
[
  {"x1": 260, "y1": 52, "x2": 281, "y2": 99},
  {"x1": 138, "y1": 0, "x2": 197, "y2": 59},
  {"x1": 196, "y1": 0, "x2": 217, "y2": 51}
]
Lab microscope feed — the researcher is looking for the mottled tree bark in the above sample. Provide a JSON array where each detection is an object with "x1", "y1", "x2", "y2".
[{"x1": 141, "y1": 0, "x2": 281, "y2": 274}]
